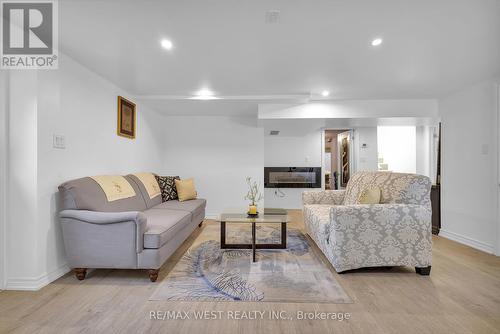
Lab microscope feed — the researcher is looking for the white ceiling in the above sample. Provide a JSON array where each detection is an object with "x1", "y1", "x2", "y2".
[{"x1": 59, "y1": 0, "x2": 500, "y2": 114}]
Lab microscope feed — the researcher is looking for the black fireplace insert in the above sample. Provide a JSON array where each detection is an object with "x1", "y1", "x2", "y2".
[{"x1": 264, "y1": 167, "x2": 322, "y2": 188}]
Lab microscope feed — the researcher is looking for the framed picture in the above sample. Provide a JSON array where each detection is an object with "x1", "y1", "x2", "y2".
[{"x1": 117, "y1": 96, "x2": 136, "y2": 139}]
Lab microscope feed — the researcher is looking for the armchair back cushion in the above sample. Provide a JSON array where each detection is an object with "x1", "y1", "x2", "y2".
[
  {"x1": 343, "y1": 171, "x2": 431, "y2": 208},
  {"x1": 59, "y1": 176, "x2": 147, "y2": 212}
]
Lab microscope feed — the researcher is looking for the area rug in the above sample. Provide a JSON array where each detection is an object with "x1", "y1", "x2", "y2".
[{"x1": 150, "y1": 223, "x2": 352, "y2": 303}]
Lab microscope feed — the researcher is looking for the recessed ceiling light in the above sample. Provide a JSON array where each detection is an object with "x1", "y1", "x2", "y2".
[
  {"x1": 161, "y1": 39, "x2": 173, "y2": 50},
  {"x1": 190, "y1": 88, "x2": 219, "y2": 100},
  {"x1": 321, "y1": 90, "x2": 330, "y2": 97},
  {"x1": 371, "y1": 38, "x2": 383, "y2": 46}
]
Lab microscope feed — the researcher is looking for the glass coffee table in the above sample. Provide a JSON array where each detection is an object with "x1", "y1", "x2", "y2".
[{"x1": 216, "y1": 210, "x2": 290, "y2": 262}]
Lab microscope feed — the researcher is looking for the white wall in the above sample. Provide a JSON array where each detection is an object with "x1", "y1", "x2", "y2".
[
  {"x1": 0, "y1": 72, "x2": 8, "y2": 288},
  {"x1": 157, "y1": 116, "x2": 379, "y2": 211},
  {"x1": 439, "y1": 79, "x2": 499, "y2": 254},
  {"x1": 4, "y1": 54, "x2": 165, "y2": 290},
  {"x1": 7, "y1": 71, "x2": 40, "y2": 287},
  {"x1": 258, "y1": 100, "x2": 438, "y2": 119},
  {"x1": 377, "y1": 126, "x2": 417, "y2": 173},
  {"x1": 416, "y1": 126, "x2": 431, "y2": 177},
  {"x1": 160, "y1": 116, "x2": 264, "y2": 217},
  {"x1": 354, "y1": 127, "x2": 378, "y2": 172},
  {"x1": 415, "y1": 125, "x2": 440, "y2": 179},
  {"x1": 263, "y1": 119, "x2": 324, "y2": 209}
]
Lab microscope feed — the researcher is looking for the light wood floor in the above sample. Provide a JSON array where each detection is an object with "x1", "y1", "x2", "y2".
[{"x1": 1, "y1": 210, "x2": 500, "y2": 334}]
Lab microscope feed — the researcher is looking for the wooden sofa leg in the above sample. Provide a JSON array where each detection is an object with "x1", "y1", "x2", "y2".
[
  {"x1": 148, "y1": 269, "x2": 160, "y2": 282},
  {"x1": 415, "y1": 266, "x2": 431, "y2": 276},
  {"x1": 198, "y1": 221, "x2": 203, "y2": 227},
  {"x1": 74, "y1": 268, "x2": 87, "y2": 280}
]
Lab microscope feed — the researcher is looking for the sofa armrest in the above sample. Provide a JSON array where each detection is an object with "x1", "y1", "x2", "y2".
[
  {"x1": 60, "y1": 210, "x2": 146, "y2": 225},
  {"x1": 59, "y1": 210, "x2": 147, "y2": 254},
  {"x1": 302, "y1": 190, "x2": 345, "y2": 206}
]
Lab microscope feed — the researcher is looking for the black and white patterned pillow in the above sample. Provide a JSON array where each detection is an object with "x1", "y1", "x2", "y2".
[{"x1": 155, "y1": 175, "x2": 180, "y2": 202}]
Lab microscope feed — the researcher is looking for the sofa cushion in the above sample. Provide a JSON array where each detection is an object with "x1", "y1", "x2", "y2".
[
  {"x1": 155, "y1": 175, "x2": 180, "y2": 201},
  {"x1": 58, "y1": 176, "x2": 147, "y2": 212},
  {"x1": 358, "y1": 187, "x2": 381, "y2": 204},
  {"x1": 152, "y1": 199, "x2": 206, "y2": 218},
  {"x1": 126, "y1": 174, "x2": 162, "y2": 209},
  {"x1": 175, "y1": 178, "x2": 197, "y2": 202},
  {"x1": 142, "y1": 209, "x2": 192, "y2": 249}
]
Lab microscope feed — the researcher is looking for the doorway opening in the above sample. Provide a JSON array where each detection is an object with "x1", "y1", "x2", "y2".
[{"x1": 324, "y1": 129, "x2": 353, "y2": 190}]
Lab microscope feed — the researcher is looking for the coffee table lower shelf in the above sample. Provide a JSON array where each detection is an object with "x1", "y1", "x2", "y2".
[{"x1": 220, "y1": 221, "x2": 287, "y2": 262}]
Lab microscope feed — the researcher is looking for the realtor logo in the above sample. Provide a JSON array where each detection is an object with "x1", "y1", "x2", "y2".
[{"x1": 1, "y1": 0, "x2": 58, "y2": 69}]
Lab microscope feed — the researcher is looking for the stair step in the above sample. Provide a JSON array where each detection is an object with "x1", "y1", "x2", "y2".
[{"x1": 379, "y1": 163, "x2": 388, "y2": 171}]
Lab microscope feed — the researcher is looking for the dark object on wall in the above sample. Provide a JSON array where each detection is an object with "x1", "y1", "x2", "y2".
[
  {"x1": 117, "y1": 96, "x2": 136, "y2": 139},
  {"x1": 264, "y1": 167, "x2": 322, "y2": 188},
  {"x1": 431, "y1": 185, "x2": 441, "y2": 235},
  {"x1": 432, "y1": 123, "x2": 442, "y2": 235}
]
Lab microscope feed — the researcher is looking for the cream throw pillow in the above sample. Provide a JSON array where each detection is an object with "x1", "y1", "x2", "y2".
[
  {"x1": 175, "y1": 178, "x2": 197, "y2": 202},
  {"x1": 358, "y1": 187, "x2": 381, "y2": 204}
]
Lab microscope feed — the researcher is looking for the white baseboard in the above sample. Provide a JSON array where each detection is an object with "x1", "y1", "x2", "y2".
[
  {"x1": 5, "y1": 263, "x2": 70, "y2": 291},
  {"x1": 204, "y1": 213, "x2": 218, "y2": 219},
  {"x1": 439, "y1": 229, "x2": 495, "y2": 254}
]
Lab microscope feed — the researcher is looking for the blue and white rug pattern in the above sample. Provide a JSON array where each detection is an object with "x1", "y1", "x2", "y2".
[{"x1": 150, "y1": 224, "x2": 352, "y2": 303}]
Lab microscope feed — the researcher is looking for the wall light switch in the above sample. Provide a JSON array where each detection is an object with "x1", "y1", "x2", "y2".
[{"x1": 53, "y1": 134, "x2": 66, "y2": 149}]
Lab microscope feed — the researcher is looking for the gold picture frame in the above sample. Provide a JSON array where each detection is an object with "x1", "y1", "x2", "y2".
[{"x1": 117, "y1": 96, "x2": 136, "y2": 139}]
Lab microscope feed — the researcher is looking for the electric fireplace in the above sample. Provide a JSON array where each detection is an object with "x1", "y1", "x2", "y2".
[{"x1": 264, "y1": 167, "x2": 322, "y2": 188}]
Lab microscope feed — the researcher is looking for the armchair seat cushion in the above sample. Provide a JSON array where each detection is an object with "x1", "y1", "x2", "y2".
[
  {"x1": 153, "y1": 199, "x2": 206, "y2": 218},
  {"x1": 142, "y1": 209, "x2": 191, "y2": 249}
]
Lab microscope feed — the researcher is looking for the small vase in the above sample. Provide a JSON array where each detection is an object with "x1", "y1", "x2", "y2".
[{"x1": 248, "y1": 204, "x2": 258, "y2": 215}]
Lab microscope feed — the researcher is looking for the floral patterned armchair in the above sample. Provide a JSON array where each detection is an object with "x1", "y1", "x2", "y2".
[{"x1": 303, "y1": 171, "x2": 432, "y2": 275}]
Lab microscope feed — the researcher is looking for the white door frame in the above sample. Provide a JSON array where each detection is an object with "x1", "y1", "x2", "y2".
[{"x1": 496, "y1": 82, "x2": 500, "y2": 256}]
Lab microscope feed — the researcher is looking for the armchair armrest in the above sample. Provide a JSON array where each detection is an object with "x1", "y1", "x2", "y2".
[
  {"x1": 330, "y1": 203, "x2": 431, "y2": 230},
  {"x1": 323, "y1": 203, "x2": 432, "y2": 272},
  {"x1": 302, "y1": 190, "x2": 345, "y2": 206},
  {"x1": 59, "y1": 210, "x2": 147, "y2": 253}
]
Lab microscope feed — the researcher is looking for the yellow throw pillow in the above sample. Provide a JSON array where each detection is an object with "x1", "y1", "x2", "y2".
[
  {"x1": 175, "y1": 178, "x2": 197, "y2": 202},
  {"x1": 358, "y1": 187, "x2": 381, "y2": 204}
]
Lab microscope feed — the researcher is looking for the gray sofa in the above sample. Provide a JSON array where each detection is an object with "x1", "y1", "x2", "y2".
[{"x1": 58, "y1": 174, "x2": 206, "y2": 282}]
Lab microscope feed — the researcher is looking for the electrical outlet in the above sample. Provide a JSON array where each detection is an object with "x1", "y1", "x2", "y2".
[{"x1": 53, "y1": 134, "x2": 66, "y2": 149}]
